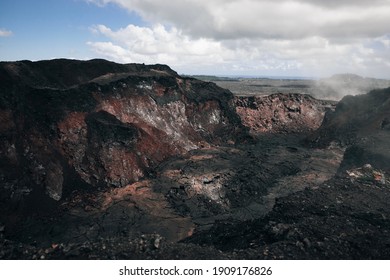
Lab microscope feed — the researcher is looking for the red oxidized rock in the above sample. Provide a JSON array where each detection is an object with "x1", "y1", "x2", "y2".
[
  {"x1": 0, "y1": 59, "x2": 247, "y2": 205},
  {"x1": 234, "y1": 93, "x2": 336, "y2": 134}
]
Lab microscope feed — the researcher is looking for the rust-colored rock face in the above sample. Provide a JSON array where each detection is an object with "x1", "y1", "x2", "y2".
[
  {"x1": 234, "y1": 93, "x2": 336, "y2": 134},
  {"x1": 0, "y1": 59, "x2": 246, "y2": 205}
]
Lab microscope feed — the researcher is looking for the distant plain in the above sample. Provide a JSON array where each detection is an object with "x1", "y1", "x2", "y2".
[{"x1": 191, "y1": 74, "x2": 390, "y2": 100}]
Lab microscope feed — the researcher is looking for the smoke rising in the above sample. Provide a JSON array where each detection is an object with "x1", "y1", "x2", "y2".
[{"x1": 312, "y1": 74, "x2": 390, "y2": 100}]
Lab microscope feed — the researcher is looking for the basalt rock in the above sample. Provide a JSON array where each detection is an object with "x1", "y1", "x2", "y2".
[
  {"x1": 234, "y1": 93, "x2": 336, "y2": 134},
  {"x1": 0, "y1": 59, "x2": 247, "y2": 212},
  {"x1": 308, "y1": 88, "x2": 390, "y2": 172},
  {"x1": 310, "y1": 88, "x2": 390, "y2": 146}
]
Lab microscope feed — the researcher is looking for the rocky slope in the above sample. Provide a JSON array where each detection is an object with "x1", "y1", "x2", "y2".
[
  {"x1": 309, "y1": 88, "x2": 390, "y2": 172},
  {"x1": 0, "y1": 59, "x2": 246, "y2": 214},
  {"x1": 234, "y1": 93, "x2": 336, "y2": 134}
]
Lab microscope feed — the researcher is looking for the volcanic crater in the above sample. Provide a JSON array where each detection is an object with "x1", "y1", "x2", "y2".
[{"x1": 0, "y1": 59, "x2": 389, "y2": 259}]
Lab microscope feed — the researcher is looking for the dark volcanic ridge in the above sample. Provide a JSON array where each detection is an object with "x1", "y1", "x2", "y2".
[{"x1": 0, "y1": 59, "x2": 389, "y2": 259}]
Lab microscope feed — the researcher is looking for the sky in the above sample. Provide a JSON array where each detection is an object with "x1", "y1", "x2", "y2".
[{"x1": 1, "y1": 0, "x2": 390, "y2": 78}]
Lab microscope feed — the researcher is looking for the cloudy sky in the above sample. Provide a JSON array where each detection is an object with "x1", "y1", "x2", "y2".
[{"x1": 1, "y1": 0, "x2": 390, "y2": 78}]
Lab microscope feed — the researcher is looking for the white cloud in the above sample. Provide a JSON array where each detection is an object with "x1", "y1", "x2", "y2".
[
  {"x1": 0, "y1": 28, "x2": 13, "y2": 37},
  {"x1": 87, "y1": 0, "x2": 390, "y2": 40},
  {"x1": 88, "y1": 24, "x2": 229, "y2": 72},
  {"x1": 295, "y1": 0, "x2": 390, "y2": 8},
  {"x1": 86, "y1": 0, "x2": 390, "y2": 78}
]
